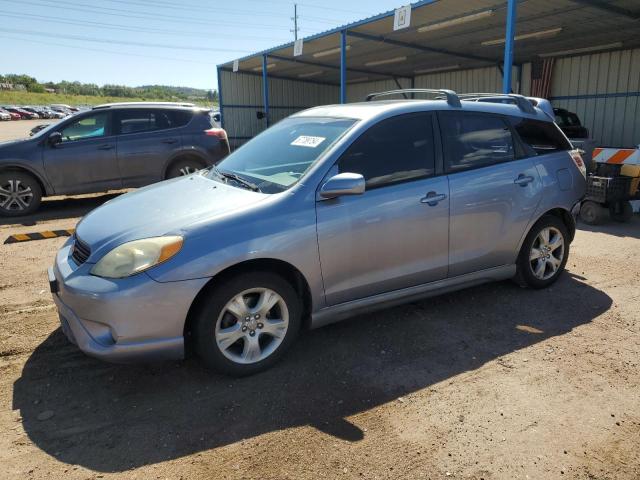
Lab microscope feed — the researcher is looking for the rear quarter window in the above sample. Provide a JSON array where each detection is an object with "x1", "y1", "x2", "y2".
[{"x1": 510, "y1": 117, "x2": 572, "y2": 155}]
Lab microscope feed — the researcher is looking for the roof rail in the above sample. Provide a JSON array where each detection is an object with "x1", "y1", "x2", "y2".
[
  {"x1": 93, "y1": 101, "x2": 196, "y2": 109},
  {"x1": 365, "y1": 89, "x2": 461, "y2": 108},
  {"x1": 457, "y1": 93, "x2": 537, "y2": 114}
]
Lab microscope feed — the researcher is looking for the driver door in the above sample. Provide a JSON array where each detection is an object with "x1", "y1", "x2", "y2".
[{"x1": 43, "y1": 111, "x2": 122, "y2": 194}]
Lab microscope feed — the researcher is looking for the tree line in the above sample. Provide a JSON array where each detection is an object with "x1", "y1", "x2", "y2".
[{"x1": 0, "y1": 74, "x2": 217, "y2": 102}]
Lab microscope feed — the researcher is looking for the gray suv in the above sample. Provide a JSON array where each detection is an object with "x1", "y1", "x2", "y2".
[
  {"x1": 49, "y1": 90, "x2": 586, "y2": 376},
  {"x1": 0, "y1": 102, "x2": 229, "y2": 216}
]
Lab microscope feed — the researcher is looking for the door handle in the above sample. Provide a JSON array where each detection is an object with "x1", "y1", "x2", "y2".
[
  {"x1": 97, "y1": 144, "x2": 114, "y2": 150},
  {"x1": 514, "y1": 174, "x2": 534, "y2": 186},
  {"x1": 420, "y1": 191, "x2": 447, "y2": 206},
  {"x1": 161, "y1": 138, "x2": 178, "y2": 144}
]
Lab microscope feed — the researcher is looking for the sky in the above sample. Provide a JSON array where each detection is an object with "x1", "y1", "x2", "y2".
[{"x1": 1, "y1": 0, "x2": 404, "y2": 90}]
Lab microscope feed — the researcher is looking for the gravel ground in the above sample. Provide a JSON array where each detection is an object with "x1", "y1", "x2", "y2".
[{"x1": 0, "y1": 121, "x2": 639, "y2": 479}]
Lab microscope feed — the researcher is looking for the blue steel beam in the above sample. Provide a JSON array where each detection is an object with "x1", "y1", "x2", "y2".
[
  {"x1": 216, "y1": 65, "x2": 224, "y2": 129},
  {"x1": 340, "y1": 30, "x2": 347, "y2": 104},
  {"x1": 502, "y1": 0, "x2": 517, "y2": 93},
  {"x1": 262, "y1": 54, "x2": 270, "y2": 127}
]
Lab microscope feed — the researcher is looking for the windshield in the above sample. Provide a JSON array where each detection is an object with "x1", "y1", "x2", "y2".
[{"x1": 210, "y1": 116, "x2": 357, "y2": 194}]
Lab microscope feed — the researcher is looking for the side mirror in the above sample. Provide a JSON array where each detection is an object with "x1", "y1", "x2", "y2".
[
  {"x1": 319, "y1": 173, "x2": 365, "y2": 199},
  {"x1": 48, "y1": 132, "x2": 62, "y2": 146}
]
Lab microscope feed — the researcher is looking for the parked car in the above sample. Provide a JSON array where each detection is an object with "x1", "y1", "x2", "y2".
[
  {"x1": 49, "y1": 105, "x2": 73, "y2": 116},
  {"x1": 3, "y1": 106, "x2": 38, "y2": 119},
  {"x1": 42, "y1": 107, "x2": 66, "y2": 119},
  {"x1": 0, "y1": 102, "x2": 229, "y2": 216},
  {"x1": 48, "y1": 90, "x2": 586, "y2": 376},
  {"x1": 1, "y1": 108, "x2": 21, "y2": 120},
  {"x1": 30, "y1": 123, "x2": 51, "y2": 136},
  {"x1": 22, "y1": 106, "x2": 50, "y2": 119},
  {"x1": 0, "y1": 108, "x2": 11, "y2": 121}
]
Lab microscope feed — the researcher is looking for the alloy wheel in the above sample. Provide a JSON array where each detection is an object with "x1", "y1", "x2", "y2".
[
  {"x1": 215, "y1": 288, "x2": 289, "y2": 364},
  {"x1": 0, "y1": 179, "x2": 34, "y2": 212},
  {"x1": 529, "y1": 226, "x2": 565, "y2": 280},
  {"x1": 179, "y1": 166, "x2": 198, "y2": 176}
]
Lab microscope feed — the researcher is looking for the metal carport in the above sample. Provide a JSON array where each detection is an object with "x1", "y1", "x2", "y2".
[{"x1": 217, "y1": 0, "x2": 640, "y2": 148}]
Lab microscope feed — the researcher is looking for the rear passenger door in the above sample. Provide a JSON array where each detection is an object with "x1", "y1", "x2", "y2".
[
  {"x1": 114, "y1": 109, "x2": 183, "y2": 187},
  {"x1": 316, "y1": 112, "x2": 450, "y2": 306},
  {"x1": 440, "y1": 111, "x2": 542, "y2": 277}
]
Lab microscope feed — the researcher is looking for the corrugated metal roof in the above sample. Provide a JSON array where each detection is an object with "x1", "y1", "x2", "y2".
[{"x1": 218, "y1": 0, "x2": 640, "y2": 85}]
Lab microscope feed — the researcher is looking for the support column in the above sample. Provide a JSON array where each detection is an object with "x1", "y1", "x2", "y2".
[
  {"x1": 216, "y1": 66, "x2": 224, "y2": 129},
  {"x1": 262, "y1": 54, "x2": 270, "y2": 127},
  {"x1": 503, "y1": 0, "x2": 517, "y2": 93},
  {"x1": 340, "y1": 30, "x2": 347, "y2": 104}
]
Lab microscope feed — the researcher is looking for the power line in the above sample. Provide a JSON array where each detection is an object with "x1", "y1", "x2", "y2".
[
  {"x1": 0, "y1": 34, "x2": 218, "y2": 66},
  {"x1": 0, "y1": 0, "x2": 294, "y2": 31},
  {"x1": 0, "y1": 28, "x2": 253, "y2": 53},
  {"x1": 0, "y1": 11, "x2": 290, "y2": 41}
]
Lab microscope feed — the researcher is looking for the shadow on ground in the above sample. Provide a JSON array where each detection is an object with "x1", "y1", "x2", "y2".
[
  {"x1": 577, "y1": 213, "x2": 640, "y2": 239},
  {"x1": 0, "y1": 192, "x2": 124, "y2": 227},
  {"x1": 13, "y1": 272, "x2": 611, "y2": 472}
]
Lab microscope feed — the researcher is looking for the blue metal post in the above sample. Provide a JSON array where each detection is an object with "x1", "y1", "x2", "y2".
[
  {"x1": 502, "y1": 0, "x2": 517, "y2": 93},
  {"x1": 340, "y1": 30, "x2": 347, "y2": 104},
  {"x1": 216, "y1": 66, "x2": 224, "y2": 129},
  {"x1": 262, "y1": 54, "x2": 270, "y2": 127}
]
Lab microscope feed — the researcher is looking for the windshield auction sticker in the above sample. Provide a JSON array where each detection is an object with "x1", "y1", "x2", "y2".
[{"x1": 291, "y1": 135, "x2": 326, "y2": 148}]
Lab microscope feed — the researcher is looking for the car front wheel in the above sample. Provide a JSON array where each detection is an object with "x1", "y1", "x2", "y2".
[
  {"x1": 194, "y1": 272, "x2": 302, "y2": 376},
  {"x1": 0, "y1": 171, "x2": 42, "y2": 217},
  {"x1": 516, "y1": 215, "x2": 569, "y2": 289}
]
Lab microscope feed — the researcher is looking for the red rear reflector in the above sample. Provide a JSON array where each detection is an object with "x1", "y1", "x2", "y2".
[
  {"x1": 205, "y1": 128, "x2": 227, "y2": 140},
  {"x1": 570, "y1": 150, "x2": 587, "y2": 178}
]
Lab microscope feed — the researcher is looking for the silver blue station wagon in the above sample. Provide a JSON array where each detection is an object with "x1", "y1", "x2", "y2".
[{"x1": 49, "y1": 90, "x2": 586, "y2": 376}]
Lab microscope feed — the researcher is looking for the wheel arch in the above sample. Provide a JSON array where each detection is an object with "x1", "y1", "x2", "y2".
[
  {"x1": 163, "y1": 151, "x2": 209, "y2": 179},
  {"x1": 0, "y1": 163, "x2": 51, "y2": 196},
  {"x1": 182, "y1": 258, "x2": 313, "y2": 356},
  {"x1": 518, "y1": 207, "x2": 576, "y2": 255}
]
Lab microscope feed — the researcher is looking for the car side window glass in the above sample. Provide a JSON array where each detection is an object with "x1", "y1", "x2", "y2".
[
  {"x1": 117, "y1": 110, "x2": 158, "y2": 135},
  {"x1": 167, "y1": 110, "x2": 192, "y2": 128},
  {"x1": 510, "y1": 117, "x2": 572, "y2": 155},
  {"x1": 338, "y1": 113, "x2": 435, "y2": 189},
  {"x1": 441, "y1": 112, "x2": 514, "y2": 172},
  {"x1": 60, "y1": 113, "x2": 108, "y2": 142}
]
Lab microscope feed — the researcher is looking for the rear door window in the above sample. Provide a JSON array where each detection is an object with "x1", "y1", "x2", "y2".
[
  {"x1": 440, "y1": 112, "x2": 515, "y2": 172},
  {"x1": 338, "y1": 112, "x2": 436, "y2": 188},
  {"x1": 510, "y1": 117, "x2": 572, "y2": 155}
]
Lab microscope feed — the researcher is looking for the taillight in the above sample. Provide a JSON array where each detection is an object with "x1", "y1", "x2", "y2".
[
  {"x1": 204, "y1": 128, "x2": 227, "y2": 140},
  {"x1": 570, "y1": 150, "x2": 587, "y2": 179}
]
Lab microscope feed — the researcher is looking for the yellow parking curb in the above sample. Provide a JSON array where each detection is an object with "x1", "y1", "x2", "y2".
[{"x1": 4, "y1": 229, "x2": 75, "y2": 244}]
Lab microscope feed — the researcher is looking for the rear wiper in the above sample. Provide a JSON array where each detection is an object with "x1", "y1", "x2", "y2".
[{"x1": 213, "y1": 167, "x2": 261, "y2": 192}]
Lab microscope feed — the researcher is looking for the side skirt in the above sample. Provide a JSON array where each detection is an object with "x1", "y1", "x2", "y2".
[{"x1": 310, "y1": 265, "x2": 516, "y2": 329}]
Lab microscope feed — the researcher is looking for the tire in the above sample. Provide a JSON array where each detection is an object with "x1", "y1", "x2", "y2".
[
  {"x1": 166, "y1": 157, "x2": 206, "y2": 179},
  {"x1": 0, "y1": 171, "x2": 43, "y2": 217},
  {"x1": 193, "y1": 271, "x2": 302, "y2": 376},
  {"x1": 580, "y1": 200, "x2": 607, "y2": 225},
  {"x1": 515, "y1": 215, "x2": 570, "y2": 289},
  {"x1": 609, "y1": 201, "x2": 633, "y2": 223}
]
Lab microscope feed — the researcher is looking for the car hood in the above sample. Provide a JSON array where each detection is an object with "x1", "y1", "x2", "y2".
[
  {"x1": 75, "y1": 174, "x2": 268, "y2": 261},
  {"x1": 0, "y1": 137, "x2": 36, "y2": 151}
]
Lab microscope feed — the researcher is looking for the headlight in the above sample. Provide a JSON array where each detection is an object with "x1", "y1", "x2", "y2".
[{"x1": 91, "y1": 236, "x2": 183, "y2": 278}]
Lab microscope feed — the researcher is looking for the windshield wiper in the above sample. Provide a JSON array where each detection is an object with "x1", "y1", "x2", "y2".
[{"x1": 213, "y1": 167, "x2": 261, "y2": 192}]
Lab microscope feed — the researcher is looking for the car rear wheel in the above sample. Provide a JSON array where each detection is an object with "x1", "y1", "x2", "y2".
[
  {"x1": 580, "y1": 200, "x2": 607, "y2": 225},
  {"x1": 166, "y1": 158, "x2": 206, "y2": 179},
  {"x1": 193, "y1": 271, "x2": 302, "y2": 376},
  {"x1": 0, "y1": 171, "x2": 42, "y2": 217},
  {"x1": 516, "y1": 215, "x2": 569, "y2": 289}
]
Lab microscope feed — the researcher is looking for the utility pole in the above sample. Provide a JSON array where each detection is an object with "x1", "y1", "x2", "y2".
[{"x1": 291, "y1": 3, "x2": 299, "y2": 40}]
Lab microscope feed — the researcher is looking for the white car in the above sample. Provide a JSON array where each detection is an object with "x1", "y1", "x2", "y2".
[{"x1": 0, "y1": 109, "x2": 11, "y2": 121}]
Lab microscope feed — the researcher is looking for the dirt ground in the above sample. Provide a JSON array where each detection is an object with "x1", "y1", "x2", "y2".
[{"x1": 1, "y1": 121, "x2": 639, "y2": 479}]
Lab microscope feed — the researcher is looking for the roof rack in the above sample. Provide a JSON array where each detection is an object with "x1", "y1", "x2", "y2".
[
  {"x1": 365, "y1": 89, "x2": 461, "y2": 108},
  {"x1": 457, "y1": 93, "x2": 537, "y2": 114},
  {"x1": 93, "y1": 101, "x2": 196, "y2": 109}
]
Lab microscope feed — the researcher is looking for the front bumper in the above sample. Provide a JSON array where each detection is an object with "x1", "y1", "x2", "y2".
[{"x1": 50, "y1": 238, "x2": 209, "y2": 363}]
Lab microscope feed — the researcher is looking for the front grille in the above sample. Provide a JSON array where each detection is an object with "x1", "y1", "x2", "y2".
[{"x1": 71, "y1": 236, "x2": 91, "y2": 265}]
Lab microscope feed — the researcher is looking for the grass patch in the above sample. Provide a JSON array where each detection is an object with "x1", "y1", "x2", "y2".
[{"x1": 0, "y1": 91, "x2": 215, "y2": 107}]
